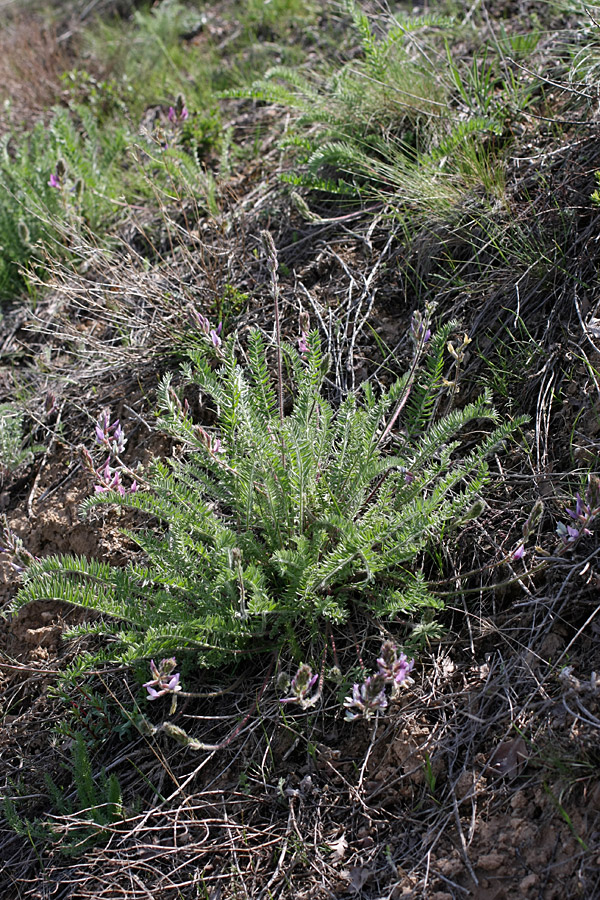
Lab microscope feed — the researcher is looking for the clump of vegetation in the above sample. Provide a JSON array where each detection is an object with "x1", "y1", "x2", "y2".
[
  {"x1": 0, "y1": 107, "x2": 140, "y2": 299},
  {"x1": 4, "y1": 732, "x2": 123, "y2": 857},
  {"x1": 0, "y1": 404, "x2": 40, "y2": 472},
  {"x1": 237, "y1": 0, "x2": 539, "y2": 206},
  {"x1": 11, "y1": 305, "x2": 523, "y2": 678}
]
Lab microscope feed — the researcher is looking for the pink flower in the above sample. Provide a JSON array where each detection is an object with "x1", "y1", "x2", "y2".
[
  {"x1": 344, "y1": 674, "x2": 388, "y2": 721},
  {"x1": 48, "y1": 172, "x2": 60, "y2": 188},
  {"x1": 168, "y1": 104, "x2": 188, "y2": 124},
  {"x1": 280, "y1": 663, "x2": 319, "y2": 707},
  {"x1": 144, "y1": 657, "x2": 182, "y2": 699},
  {"x1": 376, "y1": 640, "x2": 414, "y2": 685}
]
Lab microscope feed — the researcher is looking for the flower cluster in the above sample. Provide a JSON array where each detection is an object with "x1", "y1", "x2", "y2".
[
  {"x1": 344, "y1": 673, "x2": 388, "y2": 721},
  {"x1": 192, "y1": 311, "x2": 223, "y2": 349},
  {"x1": 144, "y1": 657, "x2": 182, "y2": 699},
  {"x1": 280, "y1": 663, "x2": 319, "y2": 709},
  {"x1": 512, "y1": 498, "x2": 544, "y2": 561},
  {"x1": 0, "y1": 525, "x2": 38, "y2": 573},
  {"x1": 168, "y1": 94, "x2": 189, "y2": 125},
  {"x1": 194, "y1": 425, "x2": 222, "y2": 456},
  {"x1": 48, "y1": 158, "x2": 65, "y2": 189},
  {"x1": 298, "y1": 310, "x2": 310, "y2": 356},
  {"x1": 95, "y1": 410, "x2": 126, "y2": 455},
  {"x1": 410, "y1": 310, "x2": 431, "y2": 346},
  {"x1": 47, "y1": 159, "x2": 84, "y2": 202},
  {"x1": 557, "y1": 476, "x2": 600, "y2": 547},
  {"x1": 94, "y1": 457, "x2": 137, "y2": 496},
  {"x1": 344, "y1": 641, "x2": 414, "y2": 721},
  {"x1": 79, "y1": 412, "x2": 138, "y2": 496},
  {"x1": 376, "y1": 640, "x2": 415, "y2": 685}
]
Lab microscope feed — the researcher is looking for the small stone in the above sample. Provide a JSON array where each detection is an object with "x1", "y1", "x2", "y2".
[
  {"x1": 24, "y1": 625, "x2": 61, "y2": 647},
  {"x1": 519, "y1": 873, "x2": 537, "y2": 891},
  {"x1": 477, "y1": 851, "x2": 504, "y2": 871}
]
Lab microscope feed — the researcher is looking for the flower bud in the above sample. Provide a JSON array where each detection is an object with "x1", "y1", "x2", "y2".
[{"x1": 17, "y1": 221, "x2": 30, "y2": 244}]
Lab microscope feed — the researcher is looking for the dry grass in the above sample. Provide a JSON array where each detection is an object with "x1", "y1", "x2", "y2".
[
  {"x1": 0, "y1": 15, "x2": 78, "y2": 134},
  {"x1": 2, "y1": 584, "x2": 598, "y2": 899}
]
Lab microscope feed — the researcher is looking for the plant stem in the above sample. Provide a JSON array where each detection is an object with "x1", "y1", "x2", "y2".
[{"x1": 261, "y1": 230, "x2": 284, "y2": 427}]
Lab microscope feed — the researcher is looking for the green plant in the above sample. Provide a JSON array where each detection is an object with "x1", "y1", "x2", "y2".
[
  {"x1": 52, "y1": 678, "x2": 135, "y2": 747},
  {"x1": 138, "y1": 140, "x2": 220, "y2": 220},
  {"x1": 3, "y1": 732, "x2": 123, "y2": 857},
  {"x1": 423, "y1": 752, "x2": 437, "y2": 796},
  {"x1": 85, "y1": 0, "x2": 213, "y2": 114},
  {"x1": 11, "y1": 316, "x2": 524, "y2": 675},
  {"x1": 242, "y1": 0, "x2": 317, "y2": 38},
  {"x1": 0, "y1": 404, "x2": 41, "y2": 472},
  {"x1": 234, "y1": 0, "x2": 537, "y2": 205},
  {"x1": 0, "y1": 95, "x2": 227, "y2": 300},
  {"x1": 0, "y1": 106, "x2": 142, "y2": 299},
  {"x1": 62, "y1": 68, "x2": 134, "y2": 125},
  {"x1": 81, "y1": 0, "x2": 306, "y2": 118}
]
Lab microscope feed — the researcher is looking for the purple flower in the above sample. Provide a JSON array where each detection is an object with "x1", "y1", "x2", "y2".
[
  {"x1": 376, "y1": 640, "x2": 414, "y2": 685},
  {"x1": 192, "y1": 311, "x2": 222, "y2": 349},
  {"x1": 558, "y1": 476, "x2": 600, "y2": 547},
  {"x1": 280, "y1": 663, "x2": 319, "y2": 707},
  {"x1": 512, "y1": 543, "x2": 525, "y2": 561},
  {"x1": 95, "y1": 411, "x2": 126, "y2": 454},
  {"x1": 557, "y1": 521, "x2": 582, "y2": 543},
  {"x1": 144, "y1": 657, "x2": 182, "y2": 700},
  {"x1": 113, "y1": 422, "x2": 125, "y2": 448},
  {"x1": 94, "y1": 457, "x2": 127, "y2": 496},
  {"x1": 195, "y1": 426, "x2": 223, "y2": 456},
  {"x1": 567, "y1": 492, "x2": 586, "y2": 522},
  {"x1": 95, "y1": 410, "x2": 110, "y2": 444},
  {"x1": 193, "y1": 312, "x2": 210, "y2": 333},
  {"x1": 94, "y1": 463, "x2": 124, "y2": 495},
  {"x1": 168, "y1": 104, "x2": 188, "y2": 124},
  {"x1": 298, "y1": 311, "x2": 310, "y2": 355},
  {"x1": 410, "y1": 310, "x2": 432, "y2": 347},
  {"x1": 48, "y1": 172, "x2": 61, "y2": 189},
  {"x1": 344, "y1": 673, "x2": 388, "y2": 721}
]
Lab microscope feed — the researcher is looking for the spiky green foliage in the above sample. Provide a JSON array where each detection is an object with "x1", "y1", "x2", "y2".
[
  {"x1": 0, "y1": 100, "x2": 219, "y2": 300},
  {"x1": 0, "y1": 106, "x2": 142, "y2": 299},
  {"x1": 3, "y1": 732, "x2": 123, "y2": 857},
  {"x1": 12, "y1": 329, "x2": 524, "y2": 670},
  {"x1": 232, "y1": 0, "x2": 538, "y2": 204},
  {"x1": 0, "y1": 404, "x2": 41, "y2": 471}
]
